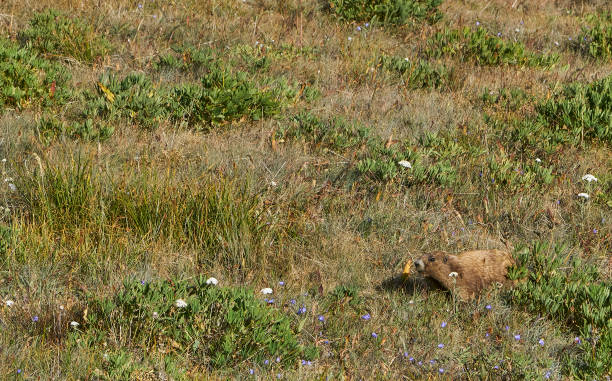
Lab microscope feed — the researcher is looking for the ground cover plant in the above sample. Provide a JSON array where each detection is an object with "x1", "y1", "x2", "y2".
[
  {"x1": 0, "y1": 0, "x2": 610, "y2": 379},
  {"x1": 427, "y1": 26, "x2": 559, "y2": 67},
  {"x1": 0, "y1": 37, "x2": 71, "y2": 111},
  {"x1": 328, "y1": 0, "x2": 443, "y2": 26},
  {"x1": 18, "y1": 9, "x2": 110, "y2": 64}
]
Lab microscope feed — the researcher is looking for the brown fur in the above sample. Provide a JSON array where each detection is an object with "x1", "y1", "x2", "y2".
[{"x1": 414, "y1": 249, "x2": 515, "y2": 300}]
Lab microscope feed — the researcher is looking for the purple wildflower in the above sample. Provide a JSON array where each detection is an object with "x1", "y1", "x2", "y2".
[
  {"x1": 438, "y1": 343, "x2": 444, "y2": 349},
  {"x1": 514, "y1": 334, "x2": 521, "y2": 341},
  {"x1": 439, "y1": 368, "x2": 444, "y2": 374},
  {"x1": 486, "y1": 304, "x2": 492, "y2": 310},
  {"x1": 372, "y1": 332, "x2": 378, "y2": 338},
  {"x1": 539, "y1": 339, "x2": 545, "y2": 346},
  {"x1": 441, "y1": 321, "x2": 447, "y2": 328},
  {"x1": 361, "y1": 313, "x2": 371, "y2": 321},
  {"x1": 318, "y1": 315, "x2": 325, "y2": 322}
]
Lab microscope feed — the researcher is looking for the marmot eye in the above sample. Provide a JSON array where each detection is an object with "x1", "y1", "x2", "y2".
[
  {"x1": 443, "y1": 256, "x2": 448, "y2": 263},
  {"x1": 428, "y1": 256, "x2": 435, "y2": 262}
]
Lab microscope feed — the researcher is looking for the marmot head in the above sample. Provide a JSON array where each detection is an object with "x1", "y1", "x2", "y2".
[{"x1": 414, "y1": 251, "x2": 455, "y2": 278}]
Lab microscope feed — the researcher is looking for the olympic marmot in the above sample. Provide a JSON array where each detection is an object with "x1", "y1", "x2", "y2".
[{"x1": 408, "y1": 249, "x2": 516, "y2": 300}]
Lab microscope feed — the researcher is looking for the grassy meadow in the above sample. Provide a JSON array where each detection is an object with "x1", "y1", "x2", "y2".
[{"x1": 0, "y1": 0, "x2": 611, "y2": 379}]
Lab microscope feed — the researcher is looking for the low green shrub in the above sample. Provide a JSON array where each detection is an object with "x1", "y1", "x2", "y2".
[
  {"x1": 153, "y1": 45, "x2": 215, "y2": 73},
  {"x1": 83, "y1": 68, "x2": 293, "y2": 132},
  {"x1": 37, "y1": 115, "x2": 114, "y2": 143},
  {"x1": 573, "y1": 12, "x2": 612, "y2": 60},
  {"x1": 328, "y1": 0, "x2": 443, "y2": 25},
  {"x1": 84, "y1": 277, "x2": 317, "y2": 369},
  {"x1": 275, "y1": 112, "x2": 371, "y2": 151},
  {"x1": 19, "y1": 9, "x2": 110, "y2": 63},
  {"x1": 0, "y1": 38, "x2": 71, "y2": 111},
  {"x1": 83, "y1": 72, "x2": 167, "y2": 129},
  {"x1": 486, "y1": 155, "x2": 554, "y2": 193},
  {"x1": 537, "y1": 74, "x2": 612, "y2": 144},
  {"x1": 427, "y1": 27, "x2": 558, "y2": 67},
  {"x1": 379, "y1": 55, "x2": 452, "y2": 89},
  {"x1": 510, "y1": 243, "x2": 612, "y2": 377},
  {"x1": 167, "y1": 68, "x2": 291, "y2": 129}
]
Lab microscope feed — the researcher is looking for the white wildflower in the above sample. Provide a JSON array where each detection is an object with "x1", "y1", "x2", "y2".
[
  {"x1": 448, "y1": 272, "x2": 459, "y2": 278},
  {"x1": 408, "y1": 300, "x2": 415, "y2": 305},
  {"x1": 398, "y1": 160, "x2": 412, "y2": 169},
  {"x1": 8, "y1": 183, "x2": 16, "y2": 192},
  {"x1": 582, "y1": 174, "x2": 598, "y2": 182},
  {"x1": 535, "y1": 158, "x2": 542, "y2": 163},
  {"x1": 175, "y1": 299, "x2": 188, "y2": 308},
  {"x1": 206, "y1": 277, "x2": 218, "y2": 285},
  {"x1": 577, "y1": 193, "x2": 590, "y2": 199},
  {"x1": 261, "y1": 288, "x2": 273, "y2": 295},
  {"x1": 152, "y1": 311, "x2": 159, "y2": 319},
  {"x1": 270, "y1": 181, "x2": 277, "y2": 187},
  {"x1": 70, "y1": 321, "x2": 80, "y2": 328},
  {"x1": 5, "y1": 300, "x2": 14, "y2": 307},
  {"x1": 404, "y1": 57, "x2": 410, "y2": 62}
]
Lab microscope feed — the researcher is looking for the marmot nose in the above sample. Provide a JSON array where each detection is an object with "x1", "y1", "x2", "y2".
[{"x1": 414, "y1": 259, "x2": 425, "y2": 271}]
